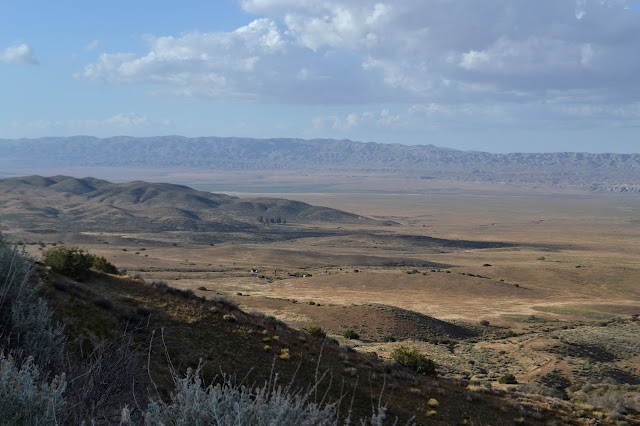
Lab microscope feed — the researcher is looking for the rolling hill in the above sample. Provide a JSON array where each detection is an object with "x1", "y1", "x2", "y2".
[{"x1": 0, "y1": 175, "x2": 391, "y2": 235}]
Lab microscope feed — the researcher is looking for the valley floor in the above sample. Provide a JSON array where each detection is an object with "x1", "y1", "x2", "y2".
[{"x1": 7, "y1": 187, "x2": 640, "y2": 423}]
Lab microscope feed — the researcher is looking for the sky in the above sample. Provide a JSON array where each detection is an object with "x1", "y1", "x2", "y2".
[{"x1": 1, "y1": 0, "x2": 640, "y2": 153}]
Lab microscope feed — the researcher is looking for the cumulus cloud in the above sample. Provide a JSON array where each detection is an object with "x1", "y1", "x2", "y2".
[
  {"x1": 1, "y1": 43, "x2": 39, "y2": 65},
  {"x1": 66, "y1": 113, "x2": 152, "y2": 131},
  {"x1": 85, "y1": 40, "x2": 99, "y2": 51},
  {"x1": 101, "y1": 112, "x2": 150, "y2": 128},
  {"x1": 75, "y1": 19, "x2": 293, "y2": 100},
  {"x1": 77, "y1": 0, "x2": 640, "y2": 110},
  {"x1": 313, "y1": 105, "x2": 462, "y2": 132}
]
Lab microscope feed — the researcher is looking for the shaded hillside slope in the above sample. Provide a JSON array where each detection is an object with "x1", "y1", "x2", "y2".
[
  {"x1": 37, "y1": 262, "x2": 567, "y2": 424},
  {"x1": 0, "y1": 175, "x2": 391, "y2": 234}
]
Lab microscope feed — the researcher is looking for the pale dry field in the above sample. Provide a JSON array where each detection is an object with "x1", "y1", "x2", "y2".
[{"x1": 43, "y1": 188, "x2": 639, "y2": 326}]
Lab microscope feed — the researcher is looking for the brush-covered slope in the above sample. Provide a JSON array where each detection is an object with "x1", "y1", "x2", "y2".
[
  {"x1": 37, "y1": 263, "x2": 567, "y2": 424},
  {"x1": 0, "y1": 175, "x2": 390, "y2": 233}
]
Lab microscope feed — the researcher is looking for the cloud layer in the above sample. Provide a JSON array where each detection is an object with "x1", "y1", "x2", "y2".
[
  {"x1": 1, "y1": 43, "x2": 39, "y2": 65},
  {"x1": 73, "y1": 0, "x2": 640, "y2": 140}
]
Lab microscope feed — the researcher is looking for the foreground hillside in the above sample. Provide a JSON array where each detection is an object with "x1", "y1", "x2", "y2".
[
  {"x1": 1, "y1": 136, "x2": 640, "y2": 191},
  {"x1": 0, "y1": 236, "x2": 572, "y2": 424}
]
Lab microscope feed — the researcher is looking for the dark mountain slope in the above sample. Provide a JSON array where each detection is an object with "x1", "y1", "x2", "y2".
[{"x1": 0, "y1": 176, "x2": 391, "y2": 234}]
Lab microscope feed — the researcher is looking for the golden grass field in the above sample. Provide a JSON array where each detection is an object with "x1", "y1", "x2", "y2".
[{"x1": 60, "y1": 188, "x2": 638, "y2": 325}]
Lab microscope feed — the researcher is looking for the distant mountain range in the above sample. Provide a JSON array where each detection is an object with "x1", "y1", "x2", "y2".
[{"x1": 2, "y1": 136, "x2": 639, "y2": 191}]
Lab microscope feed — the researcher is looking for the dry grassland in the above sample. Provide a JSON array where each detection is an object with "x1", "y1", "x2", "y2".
[
  {"x1": 17, "y1": 188, "x2": 638, "y2": 323},
  {"x1": 76, "y1": 190, "x2": 638, "y2": 322},
  {"x1": 13, "y1": 187, "x2": 640, "y2": 410}
]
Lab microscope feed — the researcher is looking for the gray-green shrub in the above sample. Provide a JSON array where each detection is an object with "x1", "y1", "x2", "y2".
[
  {"x1": 1, "y1": 234, "x2": 144, "y2": 424},
  {"x1": 1, "y1": 234, "x2": 386, "y2": 425},
  {"x1": 145, "y1": 366, "x2": 340, "y2": 425},
  {"x1": 0, "y1": 354, "x2": 66, "y2": 425},
  {"x1": 0, "y1": 235, "x2": 66, "y2": 375}
]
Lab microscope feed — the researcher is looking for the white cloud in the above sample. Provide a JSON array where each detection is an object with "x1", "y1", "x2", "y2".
[
  {"x1": 102, "y1": 112, "x2": 150, "y2": 128},
  {"x1": 580, "y1": 43, "x2": 594, "y2": 66},
  {"x1": 314, "y1": 107, "x2": 436, "y2": 132},
  {"x1": 562, "y1": 102, "x2": 640, "y2": 126},
  {"x1": 312, "y1": 99, "x2": 640, "y2": 137},
  {"x1": 13, "y1": 113, "x2": 159, "y2": 133},
  {"x1": 459, "y1": 51, "x2": 491, "y2": 70},
  {"x1": 85, "y1": 40, "x2": 99, "y2": 51},
  {"x1": 75, "y1": 19, "x2": 293, "y2": 100},
  {"x1": 77, "y1": 0, "x2": 640, "y2": 109},
  {"x1": 67, "y1": 113, "x2": 152, "y2": 130},
  {"x1": 0, "y1": 43, "x2": 39, "y2": 65}
]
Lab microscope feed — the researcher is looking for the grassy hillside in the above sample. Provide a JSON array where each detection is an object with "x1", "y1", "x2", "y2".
[
  {"x1": 39, "y1": 265, "x2": 555, "y2": 424},
  {"x1": 0, "y1": 233, "x2": 574, "y2": 424},
  {"x1": 0, "y1": 175, "x2": 393, "y2": 236}
]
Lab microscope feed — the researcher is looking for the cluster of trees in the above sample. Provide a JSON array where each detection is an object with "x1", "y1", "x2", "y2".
[
  {"x1": 256, "y1": 215, "x2": 286, "y2": 225},
  {"x1": 42, "y1": 245, "x2": 119, "y2": 279}
]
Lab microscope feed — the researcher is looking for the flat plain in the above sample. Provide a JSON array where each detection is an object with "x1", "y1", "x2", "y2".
[{"x1": 72, "y1": 188, "x2": 640, "y2": 323}]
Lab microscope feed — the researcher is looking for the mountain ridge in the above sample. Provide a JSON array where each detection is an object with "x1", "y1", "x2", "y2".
[{"x1": 2, "y1": 136, "x2": 640, "y2": 191}]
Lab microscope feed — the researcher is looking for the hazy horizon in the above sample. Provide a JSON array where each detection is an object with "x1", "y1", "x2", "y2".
[{"x1": 3, "y1": 134, "x2": 640, "y2": 156}]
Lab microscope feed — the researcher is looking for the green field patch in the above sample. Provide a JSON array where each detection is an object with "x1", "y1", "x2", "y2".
[
  {"x1": 500, "y1": 314, "x2": 553, "y2": 322},
  {"x1": 532, "y1": 306, "x2": 617, "y2": 319}
]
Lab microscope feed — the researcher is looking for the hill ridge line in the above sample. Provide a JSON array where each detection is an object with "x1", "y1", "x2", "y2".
[{"x1": 2, "y1": 136, "x2": 640, "y2": 191}]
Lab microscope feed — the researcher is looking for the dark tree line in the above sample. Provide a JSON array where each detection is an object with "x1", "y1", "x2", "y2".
[{"x1": 256, "y1": 216, "x2": 286, "y2": 225}]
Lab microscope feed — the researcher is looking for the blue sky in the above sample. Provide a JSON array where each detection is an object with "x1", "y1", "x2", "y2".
[{"x1": 1, "y1": 0, "x2": 640, "y2": 153}]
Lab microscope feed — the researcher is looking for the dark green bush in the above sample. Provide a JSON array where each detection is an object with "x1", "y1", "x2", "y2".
[
  {"x1": 343, "y1": 330, "x2": 360, "y2": 340},
  {"x1": 301, "y1": 326, "x2": 326, "y2": 338},
  {"x1": 390, "y1": 346, "x2": 437, "y2": 376},
  {"x1": 43, "y1": 246, "x2": 93, "y2": 279},
  {"x1": 498, "y1": 374, "x2": 518, "y2": 384},
  {"x1": 93, "y1": 297, "x2": 114, "y2": 310},
  {"x1": 89, "y1": 254, "x2": 119, "y2": 274},
  {"x1": 43, "y1": 246, "x2": 119, "y2": 278}
]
